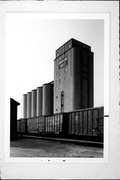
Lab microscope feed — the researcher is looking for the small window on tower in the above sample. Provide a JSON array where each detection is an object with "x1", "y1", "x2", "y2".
[{"x1": 61, "y1": 91, "x2": 64, "y2": 113}]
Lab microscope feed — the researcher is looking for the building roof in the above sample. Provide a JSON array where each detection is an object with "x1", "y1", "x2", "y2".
[
  {"x1": 55, "y1": 38, "x2": 91, "y2": 60},
  {"x1": 10, "y1": 98, "x2": 20, "y2": 106}
]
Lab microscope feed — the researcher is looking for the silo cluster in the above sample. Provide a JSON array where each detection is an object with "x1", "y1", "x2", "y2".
[
  {"x1": 22, "y1": 38, "x2": 94, "y2": 119},
  {"x1": 17, "y1": 38, "x2": 103, "y2": 142},
  {"x1": 22, "y1": 82, "x2": 53, "y2": 119}
]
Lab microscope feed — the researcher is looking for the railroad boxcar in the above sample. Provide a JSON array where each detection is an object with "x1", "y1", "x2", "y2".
[
  {"x1": 68, "y1": 107, "x2": 103, "y2": 136},
  {"x1": 17, "y1": 119, "x2": 26, "y2": 133},
  {"x1": 17, "y1": 106, "x2": 104, "y2": 142},
  {"x1": 27, "y1": 116, "x2": 45, "y2": 134},
  {"x1": 45, "y1": 113, "x2": 68, "y2": 136}
]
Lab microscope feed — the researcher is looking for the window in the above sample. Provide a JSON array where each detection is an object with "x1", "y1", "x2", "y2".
[{"x1": 61, "y1": 91, "x2": 64, "y2": 112}]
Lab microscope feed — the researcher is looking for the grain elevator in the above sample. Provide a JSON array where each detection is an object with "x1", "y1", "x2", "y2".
[
  {"x1": 54, "y1": 38, "x2": 94, "y2": 114},
  {"x1": 15, "y1": 38, "x2": 104, "y2": 141},
  {"x1": 22, "y1": 38, "x2": 94, "y2": 119}
]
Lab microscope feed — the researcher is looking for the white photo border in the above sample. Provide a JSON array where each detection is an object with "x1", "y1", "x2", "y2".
[{"x1": 0, "y1": 1, "x2": 119, "y2": 179}]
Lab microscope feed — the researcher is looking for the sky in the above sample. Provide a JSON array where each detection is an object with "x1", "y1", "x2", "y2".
[{"x1": 5, "y1": 13, "x2": 104, "y2": 118}]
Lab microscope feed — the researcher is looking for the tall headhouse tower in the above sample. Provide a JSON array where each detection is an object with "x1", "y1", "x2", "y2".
[{"x1": 54, "y1": 38, "x2": 94, "y2": 114}]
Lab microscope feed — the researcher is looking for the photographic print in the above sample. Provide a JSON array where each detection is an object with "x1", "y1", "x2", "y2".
[
  {"x1": 5, "y1": 13, "x2": 105, "y2": 159},
  {"x1": 0, "y1": 1, "x2": 119, "y2": 179}
]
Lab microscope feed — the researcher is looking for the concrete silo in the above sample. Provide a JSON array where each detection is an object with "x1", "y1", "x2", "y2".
[
  {"x1": 42, "y1": 82, "x2": 53, "y2": 116},
  {"x1": 36, "y1": 86, "x2": 43, "y2": 116},
  {"x1": 31, "y1": 89, "x2": 37, "y2": 118},
  {"x1": 23, "y1": 94, "x2": 27, "y2": 119},
  {"x1": 27, "y1": 92, "x2": 31, "y2": 118}
]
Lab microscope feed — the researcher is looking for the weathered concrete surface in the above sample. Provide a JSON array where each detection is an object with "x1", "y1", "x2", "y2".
[{"x1": 10, "y1": 138, "x2": 103, "y2": 158}]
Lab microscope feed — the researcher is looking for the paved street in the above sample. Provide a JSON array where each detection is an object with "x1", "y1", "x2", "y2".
[{"x1": 10, "y1": 137, "x2": 103, "y2": 158}]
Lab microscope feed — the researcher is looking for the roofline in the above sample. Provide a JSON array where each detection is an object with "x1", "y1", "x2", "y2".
[{"x1": 55, "y1": 38, "x2": 91, "y2": 53}]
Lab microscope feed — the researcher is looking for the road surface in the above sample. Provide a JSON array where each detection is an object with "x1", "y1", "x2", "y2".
[{"x1": 10, "y1": 137, "x2": 103, "y2": 158}]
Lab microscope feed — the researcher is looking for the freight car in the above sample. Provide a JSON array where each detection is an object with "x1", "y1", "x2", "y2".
[{"x1": 17, "y1": 106, "x2": 104, "y2": 142}]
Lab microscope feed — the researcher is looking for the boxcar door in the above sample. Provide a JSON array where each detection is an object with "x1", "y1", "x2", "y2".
[{"x1": 62, "y1": 113, "x2": 69, "y2": 137}]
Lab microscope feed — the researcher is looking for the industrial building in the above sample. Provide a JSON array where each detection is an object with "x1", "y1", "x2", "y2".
[
  {"x1": 54, "y1": 38, "x2": 93, "y2": 113},
  {"x1": 10, "y1": 98, "x2": 20, "y2": 141},
  {"x1": 11, "y1": 38, "x2": 104, "y2": 141},
  {"x1": 22, "y1": 81, "x2": 53, "y2": 119},
  {"x1": 22, "y1": 38, "x2": 94, "y2": 118}
]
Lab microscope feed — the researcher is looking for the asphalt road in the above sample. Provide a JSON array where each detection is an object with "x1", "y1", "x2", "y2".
[{"x1": 10, "y1": 137, "x2": 103, "y2": 158}]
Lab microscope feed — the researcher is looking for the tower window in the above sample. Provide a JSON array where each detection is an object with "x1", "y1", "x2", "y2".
[{"x1": 61, "y1": 91, "x2": 64, "y2": 112}]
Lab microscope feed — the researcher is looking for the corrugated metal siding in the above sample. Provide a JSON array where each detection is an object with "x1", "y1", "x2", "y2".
[
  {"x1": 17, "y1": 107, "x2": 104, "y2": 138},
  {"x1": 68, "y1": 107, "x2": 104, "y2": 136}
]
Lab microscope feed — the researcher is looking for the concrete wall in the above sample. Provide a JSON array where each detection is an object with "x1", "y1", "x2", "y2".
[
  {"x1": 54, "y1": 38, "x2": 94, "y2": 114},
  {"x1": 54, "y1": 48, "x2": 74, "y2": 113}
]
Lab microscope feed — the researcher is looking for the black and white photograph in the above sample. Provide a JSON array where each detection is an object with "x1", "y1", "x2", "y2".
[
  {"x1": 7, "y1": 13, "x2": 105, "y2": 158},
  {"x1": 0, "y1": 1, "x2": 119, "y2": 179}
]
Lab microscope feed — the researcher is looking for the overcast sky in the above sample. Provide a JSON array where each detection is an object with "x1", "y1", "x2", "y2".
[{"x1": 5, "y1": 13, "x2": 104, "y2": 118}]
